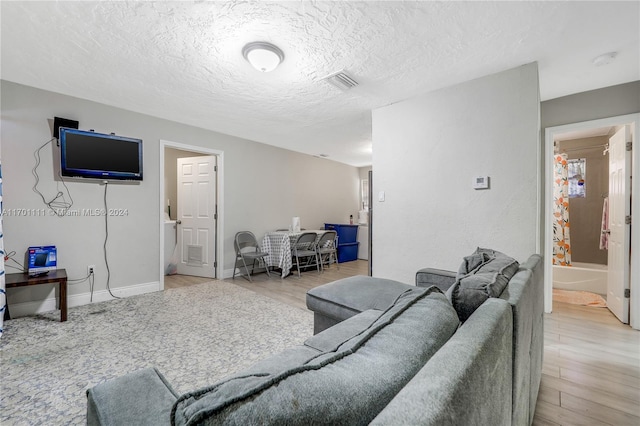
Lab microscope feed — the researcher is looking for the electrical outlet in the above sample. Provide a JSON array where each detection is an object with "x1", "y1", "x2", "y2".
[{"x1": 88, "y1": 265, "x2": 95, "y2": 275}]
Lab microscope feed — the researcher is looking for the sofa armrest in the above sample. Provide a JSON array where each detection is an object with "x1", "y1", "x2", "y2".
[
  {"x1": 416, "y1": 268, "x2": 456, "y2": 292},
  {"x1": 87, "y1": 367, "x2": 178, "y2": 426}
]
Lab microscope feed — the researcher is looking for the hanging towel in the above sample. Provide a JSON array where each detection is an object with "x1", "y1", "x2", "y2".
[{"x1": 599, "y1": 197, "x2": 609, "y2": 250}]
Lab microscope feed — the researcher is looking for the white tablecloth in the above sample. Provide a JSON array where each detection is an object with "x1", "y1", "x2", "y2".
[{"x1": 261, "y1": 231, "x2": 326, "y2": 277}]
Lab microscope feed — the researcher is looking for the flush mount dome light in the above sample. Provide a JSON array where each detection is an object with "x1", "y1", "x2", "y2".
[{"x1": 242, "y1": 41, "x2": 284, "y2": 72}]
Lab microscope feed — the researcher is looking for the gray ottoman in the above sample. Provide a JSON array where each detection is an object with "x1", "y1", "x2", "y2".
[{"x1": 306, "y1": 275, "x2": 423, "y2": 334}]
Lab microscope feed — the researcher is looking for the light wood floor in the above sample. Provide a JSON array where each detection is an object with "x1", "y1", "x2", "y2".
[
  {"x1": 164, "y1": 261, "x2": 640, "y2": 425},
  {"x1": 164, "y1": 273, "x2": 215, "y2": 289},
  {"x1": 534, "y1": 301, "x2": 640, "y2": 425}
]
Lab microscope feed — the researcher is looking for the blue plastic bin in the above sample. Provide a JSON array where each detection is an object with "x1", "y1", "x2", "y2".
[
  {"x1": 337, "y1": 242, "x2": 359, "y2": 263},
  {"x1": 324, "y1": 224, "x2": 359, "y2": 244}
]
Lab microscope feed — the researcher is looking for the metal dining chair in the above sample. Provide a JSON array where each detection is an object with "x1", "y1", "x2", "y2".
[
  {"x1": 291, "y1": 232, "x2": 320, "y2": 277},
  {"x1": 316, "y1": 230, "x2": 339, "y2": 271},
  {"x1": 232, "y1": 231, "x2": 271, "y2": 282}
]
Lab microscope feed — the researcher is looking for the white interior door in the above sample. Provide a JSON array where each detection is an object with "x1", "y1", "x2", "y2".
[
  {"x1": 177, "y1": 155, "x2": 217, "y2": 278},
  {"x1": 607, "y1": 126, "x2": 631, "y2": 323}
]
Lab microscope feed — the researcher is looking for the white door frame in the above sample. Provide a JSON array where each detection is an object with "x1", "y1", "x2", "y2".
[
  {"x1": 159, "y1": 140, "x2": 224, "y2": 290},
  {"x1": 543, "y1": 113, "x2": 639, "y2": 330}
]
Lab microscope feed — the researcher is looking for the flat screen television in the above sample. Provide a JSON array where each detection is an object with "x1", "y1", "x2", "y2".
[{"x1": 59, "y1": 128, "x2": 143, "y2": 181}]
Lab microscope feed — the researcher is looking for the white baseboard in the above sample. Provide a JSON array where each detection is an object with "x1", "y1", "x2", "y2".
[
  {"x1": 6, "y1": 281, "x2": 160, "y2": 318},
  {"x1": 222, "y1": 268, "x2": 236, "y2": 279}
]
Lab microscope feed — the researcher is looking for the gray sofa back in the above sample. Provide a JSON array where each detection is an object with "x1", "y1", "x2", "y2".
[
  {"x1": 371, "y1": 298, "x2": 513, "y2": 425},
  {"x1": 172, "y1": 288, "x2": 459, "y2": 425},
  {"x1": 500, "y1": 267, "x2": 535, "y2": 425},
  {"x1": 519, "y1": 254, "x2": 544, "y2": 425},
  {"x1": 498, "y1": 254, "x2": 544, "y2": 426}
]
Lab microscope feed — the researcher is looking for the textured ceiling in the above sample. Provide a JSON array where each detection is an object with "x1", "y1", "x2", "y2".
[{"x1": 1, "y1": 1, "x2": 638, "y2": 167}]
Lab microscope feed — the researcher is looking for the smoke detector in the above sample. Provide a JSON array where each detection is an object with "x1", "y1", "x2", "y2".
[{"x1": 322, "y1": 70, "x2": 359, "y2": 91}]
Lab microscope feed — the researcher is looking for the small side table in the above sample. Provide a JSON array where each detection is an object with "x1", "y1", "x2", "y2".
[{"x1": 4, "y1": 269, "x2": 68, "y2": 322}]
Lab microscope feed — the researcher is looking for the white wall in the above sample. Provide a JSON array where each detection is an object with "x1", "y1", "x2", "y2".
[
  {"x1": 1, "y1": 81, "x2": 360, "y2": 314},
  {"x1": 541, "y1": 81, "x2": 640, "y2": 129},
  {"x1": 358, "y1": 166, "x2": 372, "y2": 181},
  {"x1": 372, "y1": 63, "x2": 540, "y2": 284}
]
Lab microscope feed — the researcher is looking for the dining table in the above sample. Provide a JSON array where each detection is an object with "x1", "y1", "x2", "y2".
[{"x1": 260, "y1": 230, "x2": 327, "y2": 277}]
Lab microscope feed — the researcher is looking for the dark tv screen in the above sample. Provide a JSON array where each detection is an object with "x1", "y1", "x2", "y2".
[{"x1": 59, "y1": 128, "x2": 143, "y2": 181}]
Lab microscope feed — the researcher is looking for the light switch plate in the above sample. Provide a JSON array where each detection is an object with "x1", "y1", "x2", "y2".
[{"x1": 378, "y1": 191, "x2": 385, "y2": 202}]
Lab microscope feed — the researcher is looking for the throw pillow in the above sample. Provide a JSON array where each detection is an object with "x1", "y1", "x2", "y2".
[
  {"x1": 449, "y1": 248, "x2": 519, "y2": 322},
  {"x1": 457, "y1": 252, "x2": 493, "y2": 277}
]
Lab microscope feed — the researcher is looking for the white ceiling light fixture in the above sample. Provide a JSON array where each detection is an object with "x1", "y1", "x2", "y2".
[{"x1": 242, "y1": 41, "x2": 285, "y2": 72}]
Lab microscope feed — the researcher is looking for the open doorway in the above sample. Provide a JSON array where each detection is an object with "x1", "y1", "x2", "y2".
[
  {"x1": 544, "y1": 113, "x2": 639, "y2": 330},
  {"x1": 159, "y1": 140, "x2": 224, "y2": 290}
]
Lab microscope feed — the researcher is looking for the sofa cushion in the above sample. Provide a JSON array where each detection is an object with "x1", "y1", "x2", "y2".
[
  {"x1": 172, "y1": 288, "x2": 459, "y2": 425},
  {"x1": 449, "y1": 248, "x2": 519, "y2": 322},
  {"x1": 370, "y1": 298, "x2": 513, "y2": 426}
]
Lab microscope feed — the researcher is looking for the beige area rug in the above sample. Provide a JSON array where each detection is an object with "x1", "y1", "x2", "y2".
[
  {"x1": 0, "y1": 281, "x2": 314, "y2": 425},
  {"x1": 553, "y1": 289, "x2": 607, "y2": 307}
]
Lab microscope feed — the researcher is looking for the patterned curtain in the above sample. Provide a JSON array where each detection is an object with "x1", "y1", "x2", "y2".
[
  {"x1": 1, "y1": 161, "x2": 5, "y2": 336},
  {"x1": 553, "y1": 154, "x2": 572, "y2": 266}
]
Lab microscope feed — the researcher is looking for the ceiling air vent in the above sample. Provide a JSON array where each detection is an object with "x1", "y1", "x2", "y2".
[{"x1": 322, "y1": 70, "x2": 359, "y2": 91}]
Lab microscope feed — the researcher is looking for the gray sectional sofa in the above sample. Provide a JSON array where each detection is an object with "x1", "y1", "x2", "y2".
[
  {"x1": 308, "y1": 250, "x2": 544, "y2": 425},
  {"x1": 86, "y1": 249, "x2": 543, "y2": 426}
]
